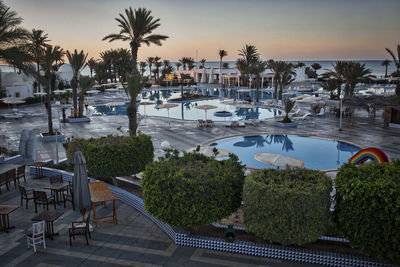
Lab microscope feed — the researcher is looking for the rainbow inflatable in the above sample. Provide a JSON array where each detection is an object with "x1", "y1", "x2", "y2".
[{"x1": 349, "y1": 147, "x2": 389, "y2": 165}]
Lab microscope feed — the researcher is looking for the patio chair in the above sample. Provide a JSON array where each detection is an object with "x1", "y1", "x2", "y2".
[
  {"x1": 206, "y1": 120, "x2": 213, "y2": 127},
  {"x1": 69, "y1": 212, "x2": 91, "y2": 246},
  {"x1": 27, "y1": 221, "x2": 46, "y2": 253},
  {"x1": 295, "y1": 112, "x2": 312, "y2": 120},
  {"x1": 6, "y1": 169, "x2": 17, "y2": 188},
  {"x1": 197, "y1": 119, "x2": 206, "y2": 128},
  {"x1": 16, "y1": 165, "x2": 26, "y2": 184},
  {"x1": 63, "y1": 181, "x2": 75, "y2": 210},
  {"x1": 316, "y1": 108, "x2": 325, "y2": 117},
  {"x1": 49, "y1": 174, "x2": 63, "y2": 184},
  {"x1": 18, "y1": 184, "x2": 34, "y2": 209},
  {"x1": 33, "y1": 190, "x2": 56, "y2": 213},
  {"x1": 0, "y1": 172, "x2": 10, "y2": 193}
]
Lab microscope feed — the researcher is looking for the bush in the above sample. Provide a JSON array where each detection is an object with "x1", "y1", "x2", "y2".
[
  {"x1": 142, "y1": 151, "x2": 245, "y2": 227},
  {"x1": 243, "y1": 168, "x2": 332, "y2": 246},
  {"x1": 334, "y1": 161, "x2": 400, "y2": 263},
  {"x1": 66, "y1": 134, "x2": 154, "y2": 178}
]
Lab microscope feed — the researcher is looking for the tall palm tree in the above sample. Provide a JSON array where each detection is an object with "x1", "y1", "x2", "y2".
[
  {"x1": 186, "y1": 57, "x2": 195, "y2": 70},
  {"x1": 103, "y1": 7, "x2": 168, "y2": 74},
  {"x1": 154, "y1": 61, "x2": 162, "y2": 82},
  {"x1": 322, "y1": 61, "x2": 347, "y2": 96},
  {"x1": 27, "y1": 29, "x2": 50, "y2": 93},
  {"x1": 248, "y1": 59, "x2": 267, "y2": 102},
  {"x1": 146, "y1": 57, "x2": 154, "y2": 78},
  {"x1": 175, "y1": 62, "x2": 182, "y2": 71},
  {"x1": 342, "y1": 62, "x2": 375, "y2": 96},
  {"x1": 78, "y1": 75, "x2": 95, "y2": 117},
  {"x1": 278, "y1": 64, "x2": 296, "y2": 100},
  {"x1": 200, "y1": 58, "x2": 206, "y2": 69},
  {"x1": 268, "y1": 60, "x2": 287, "y2": 100},
  {"x1": 87, "y1": 57, "x2": 97, "y2": 78},
  {"x1": 66, "y1": 49, "x2": 88, "y2": 117},
  {"x1": 40, "y1": 45, "x2": 64, "y2": 134},
  {"x1": 218, "y1": 49, "x2": 227, "y2": 70},
  {"x1": 321, "y1": 79, "x2": 338, "y2": 100},
  {"x1": 237, "y1": 45, "x2": 259, "y2": 86},
  {"x1": 139, "y1": 61, "x2": 147, "y2": 76},
  {"x1": 179, "y1": 57, "x2": 187, "y2": 70},
  {"x1": 123, "y1": 73, "x2": 147, "y2": 135},
  {"x1": 114, "y1": 48, "x2": 132, "y2": 82},
  {"x1": 381, "y1": 59, "x2": 390, "y2": 78},
  {"x1": 311, "y1": 63, "x2": 322, "y2": 78},
  {"x1": 385, "y1": 44, "x2": 400, "y2": 95}
]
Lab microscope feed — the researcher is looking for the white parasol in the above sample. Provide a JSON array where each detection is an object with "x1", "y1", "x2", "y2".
[
  {"x1": 140, "y1": 101, "x2": 154, "y2": 125},
  {"x1": 86, "y1": 90, "x2": 100, "y2": 94},
  {"x1": 186, "y1": 146, "x2": 231, "y2": 158},
  {"x1": 254, "y1": 153, "x2": 304, "y2": 168},
  {"x1": 33, "y1": 92, "x2": 47, "y2": 96},
  {"x1": 156, "y1": 103, "x2": 179, "y2": 125},
  {"x1": 195, "y1": 104, "x2": 217, "y2": 120},
  {"x1": 2, "y1": 97, "x2": 25, "y2": 105},
  {"x1": 53, "y1": 89, "x2": 65, "y2": 94}
]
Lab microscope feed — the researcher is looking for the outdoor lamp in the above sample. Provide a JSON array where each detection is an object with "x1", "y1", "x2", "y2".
[
  {"x1": 54, "y1": 123, "x2": 60, "y2": 164},
  {"x1": 339, "y1": 94, "x2": 344, "y2": 131}
]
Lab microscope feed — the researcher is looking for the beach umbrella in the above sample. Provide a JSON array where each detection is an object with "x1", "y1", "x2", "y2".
[
  {"x1": 254, "y1": 153, "x2": 304, "y2": 168},
  {"x1": 86, "y1": 90, "x2": 100, "y2": 94},
  {"x1": 52, "y1": 89, "x2": 65, "y2": 94},
  {"x1": 186, "y1": 146, "x2": 231, "y2": 158},
  {"x1": 73, "y1": 151, "x2": 91, "y2": 217},
  {"x1": 209, "y1": 68, "x2": 214, "y2": 83},
  {"x1": 139, "y1": 101, "x2": 154, "y2": 125},
  {"x1": 33, "y1": 92, "x2": 47, "y2": 96},
  {"x1": 156, "y1": 103, "x2": 179, "y2": 125},
  {"x1": 2, "y1": 97, "x2": 25, "y2": 105},
  {"x1": 201, "y1": 68, "x2": 206, "y2": 83},
  {"x1": 65, "y1": 88, "x2": 73, "y2": 92},
  {"x1": 195, "y1": 104, "x2": 217, "y2": 120}
]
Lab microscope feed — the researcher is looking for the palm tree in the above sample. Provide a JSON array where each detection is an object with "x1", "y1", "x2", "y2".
[
  {"x1": 27, "y1": 29, "x2": 50, "y2": 93},
  {"x1": 40, "y1": 45, "x2": 64, "y2": 134},
  {"x1": 321, "y1": 79, "x2": 338, "y2": 99},
  {"x1": 296, "y1": 62, "x2": 305, "y2": 68},
  {"x1": 283, "y1": 99, "x2": 296, "y2": 123},
  {"x1": 78, "y1": 75, "x2": 95, "y2": 117},
  {"x1": 87, "y1": 57, "x2": 97, "y2": 78},
  {"x1": 322, "y1": 61, "x2": 347, "y2": 96},
  {"x1": 200, "y1": 58, "x2": 206, "y2": 69},
  {"x1": 278, "y1": 64, "x2": 296, "y2": 100},
  {"x1": 311, "y1": 63, "x2": 322, "y2": 78},
  {"x1": 139, "y1": 61, "x2": 147, "y2": 76},
  {"x1": 179, "y1": 57, "x2": 187, "y2": 70},
  {"x1": 114, "y1": 48, "x2": 132, "y2": 82},
  {"x1": 154, "y1": 61, "x2": 162, "y2": 82},
  {"x1": 175, "y1": 62, "x2": 182, "y2": 71},
  {"x1": 268, "y1": 60, "x2": 288, "y2": 100},
  {"x1": 385, "y1": 44, "x2": 400, "y2": 95},
  {"x1": 218, "y1": 49, "x2": 227, "y2": 70},
  {"x1": 237, "y1": 45, "x2": 259, "y2": 86},
  {"x1": 186, "y1": 57, "x2": 195, "y2": 70},
  {"x1": 123, "y1": 74, "x2": 147, "y2": 135},
  {"x1": 146, "y1": 57, "x2": 155, "y2": 78},
  {"x1": 381, "y1": 59, "x2": 390, "y2": 78},
  {"x1": 342, "y1": 62, "x2": 375, "y2": 96},
  {"x1": 66, "y1": 49, "x2": 88, "y2": 117},
  {"x1": 102, "y1": 7, "x2": 168, "y2": 74},
  {"x1": 248, "y1": 59, "x2": 267, "y2": 102}
]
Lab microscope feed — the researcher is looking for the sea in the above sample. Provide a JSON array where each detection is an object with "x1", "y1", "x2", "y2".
[{"x1": 1, "y1": 60, "x2": 396, "y2": 79}]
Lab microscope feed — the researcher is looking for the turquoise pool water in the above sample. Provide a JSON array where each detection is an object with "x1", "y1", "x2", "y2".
[
  {"x1": 210, "y1": 135, "x2": 361, "y2": 170},
  {"x1": 94, "y1": 89, "x2": 284, "y2": 121}
]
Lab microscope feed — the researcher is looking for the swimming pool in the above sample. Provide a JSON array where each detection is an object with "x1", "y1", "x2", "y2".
[
  {"x1": 209, "y1": 135, "x2": 361, "y2": 170},
  {"x1": 94, "y1": 89, "x2": 284, "y2": 121}
]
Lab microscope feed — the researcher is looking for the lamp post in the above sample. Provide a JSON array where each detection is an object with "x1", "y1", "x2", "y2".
[
  {"x1": 54, "y1": 123, "x2": 59, "y2": 164},
  {"x1": 339, "y1": 94, "x2": 344, "y2": 131},
  {"x1": 55, "y1": 101, "x2": 61, "y2": 134}
]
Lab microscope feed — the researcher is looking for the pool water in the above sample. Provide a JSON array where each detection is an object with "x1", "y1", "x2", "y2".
[
  {"x1": 210, "y1": 135, "x2": 360, "y2": 170},
  {"x1": 94, "y1": 89, "x2": 284, "y2": 121}
]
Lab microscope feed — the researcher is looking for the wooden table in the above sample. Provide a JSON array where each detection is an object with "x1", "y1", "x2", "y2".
[
  {"x1": 89, "y1": 181, "x2": 117, "y2": 227},
  {"x1": 0, "y1": 205, "x2": 19, "y2": 232},
  {"x1": 32, "y1": 210, "x2": 63, "y2": 239},
  {"x1": 43, "y1": 182, "x2": 70, "y2": 204},
  {"x1": 28, "y1": 162, "x2": 48, "y2": 179},
  {"x1": 0, "y1": 163, "x2": 21, "y2": 175}
]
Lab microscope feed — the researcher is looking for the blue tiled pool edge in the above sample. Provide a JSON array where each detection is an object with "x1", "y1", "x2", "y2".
[{"x1": 30, "y1": 167, "x2": 389, "y2": 267}]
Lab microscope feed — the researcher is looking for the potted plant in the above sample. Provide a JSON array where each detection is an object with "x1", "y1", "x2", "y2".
[{"x1": 274, "y1": 99, "x2": 298, "y2": 128}]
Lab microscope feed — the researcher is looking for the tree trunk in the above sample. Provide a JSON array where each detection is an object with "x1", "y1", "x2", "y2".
[
  {"x1": 278, "y1": 82, "x2": 283, "y2": 100},
  {"x1": 36, "y1": 62, "x2": 41, "y2": 93},
  {"x1": 130, "y1": 41, "x2": 139, "y2": 75},
  {"x1": 396, "y1": 83, "x2": 400, "y2": 96},
  {"x1": 78, "y1": 94, "x2": 84, "y2": 117},
  {"x1": 71, "y1": 77, "x2": 78, "y2": 117},
  {"x1": 273, "y1": 76, "x2": 278, "y2": 100},
  {"x1": 255, "y1": 75, "x2": 260, "y2": 103},
  {"x1": 385, "y1": 66, "x2": 388, "y2": 78},
  {"x1": 46, "y1": 74, "x2": 53, "y2": 134},
  {"x1": 181, "y1": 82, "x2": 184, "y2": 98},
  {"x1": 344, "y1": 83, "x2": 350, "y2": 96},
  {"x1": 149, "y1": 65, "x2": 152, "y2": 78},
  {"x1": 127, "y1": 100, "x2": 137, "y2": 136}
]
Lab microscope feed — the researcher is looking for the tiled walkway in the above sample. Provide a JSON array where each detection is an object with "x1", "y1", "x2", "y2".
[{"x1": 0, "y1": 175, "x2": 314, "y2": 266}]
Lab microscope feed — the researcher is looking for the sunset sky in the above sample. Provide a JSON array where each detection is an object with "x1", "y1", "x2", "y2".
[{"x1": 6, "y1": 0, "x2": 400, "y2": 61}]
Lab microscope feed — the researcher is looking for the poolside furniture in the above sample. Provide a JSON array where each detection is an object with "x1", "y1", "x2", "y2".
[
  {"x1": 28, "y1": 161, "x2": 49, "y2": 179},
  {"x1": 16, "y1": 165, "x2": 26, "y2": 184},
  {"x1": 44, "y1": 182, "x2": 69, "y2": 205},
  {"x1": 32, "y1": 210, "x2": 63, "y2": 240},
  {"x1": 6, "y1": 169, "x2": 17, "y2": 188},
  {"x1": 26, "y1": 221, "x2": 46, "y2": 253},
  {"x1": 18, "y1": 185, "x2": 34, "y2": 209},
  {"x1": 33, "y1": 190, "x2": 56, "y2": 213},
  {"x1": 49, "y1": 174, "x2": 63, "y2": 184},
  {"x1": 316, "y1": 108, "x2": 325, "y2": 117},
  {"x1": 197, "y1": 119, "x2": 206, "y2": 128},
  {"x1": 206, "y1": 120, "x2": 213, "y2": 127},
  {"x1": 63, "y1": 181, "x2": 75, "y2": 210},
  {"x1": 0, "y1": 205, "x2": 19, "y2": 232},
  {"x1": 89, "y1": 181, "x2": 117, "y2": 227},
  {"x1": 295, "y1": 112, "x2": 312, "y2": 120},
  {"x1": 0, "y1": 172, "x2": 10, "y2": 193},
  {"x1": 69, "y1": 212, "x2": 91, "y2": 246},
  {"x1": 238, "y1": 121, "x2": 246, "y2": 127}
]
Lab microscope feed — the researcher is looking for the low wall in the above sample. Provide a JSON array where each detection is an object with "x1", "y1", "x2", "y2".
[{"x1": 29, "y1": 167, "x2": 389, "y2": 267}]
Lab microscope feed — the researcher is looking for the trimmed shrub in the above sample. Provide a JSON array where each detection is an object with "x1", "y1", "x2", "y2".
[
  {"x1": 66, "y1": 134, "x2": 154, "y2": 178},
  {"x1": 142, "y1": 151, "x2": 245, "y2": 227},
  {"x1": 243, "y1": 168, "x2": 332, "y2": 246},
  {"x1": 334, "y1": 161, "x2": 400, "y2": 263}
]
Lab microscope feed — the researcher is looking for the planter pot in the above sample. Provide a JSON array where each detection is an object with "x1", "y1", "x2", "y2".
[
  {"x1": 274, "y1": 121, "x2": 298, "y2": 128},
  {"x1": 66, "y1": 116, "x2": 90, "y2": 123},
  {"x1": 40, "y1": 133, "x2": 65, "y2": 142}
]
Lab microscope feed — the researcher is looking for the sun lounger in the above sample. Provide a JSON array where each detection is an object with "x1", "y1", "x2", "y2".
[
  {"x1": 294, "y1": 112, "x2": 312, "y2": 120},
  {"x1": 206, "y1": 120, "x2": 213, "y2": 127},
  {"x1": 316, "y1": 108, "x2": 325, "y2": 117},
  {"x1": 238, "y1": 121, "x2": 245, "y2": 127},
  {"x1": 197, "y1": 119, "x2": 206, "y2": 128}
]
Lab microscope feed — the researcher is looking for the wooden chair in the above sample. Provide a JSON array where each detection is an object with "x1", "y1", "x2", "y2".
[
  {"x1": 49, "y1": 175, "x2": 63, "y2": 184},
  {"x1": 18, "y1": 184, "x2": 34, "y2": 209},
  {"x1": 16, "y1": 165, "x2": 26, "y2": 184},
  {"x1": 0, "y1": 172, "x2": 10, "y2": 193},
  {"x1": 33, "y1": 190, "x2": 56, "y2": 213},
  {"x1": 6, "y1": 169, "x2": 17, "y2": 188},
  {"x1": 27, "y1": 221, "x2": 46, "y2": 253},
  {"x1": 63, "y1": 181, "x2": 75, "y2": 210},
  {"x1": 69, "y1": 212, "x2": 91, "y2": 246}
]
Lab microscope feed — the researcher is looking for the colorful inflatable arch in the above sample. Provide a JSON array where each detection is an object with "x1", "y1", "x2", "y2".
[{"x1": 349, "y1": 147, "x2": 389, "y2": 165}]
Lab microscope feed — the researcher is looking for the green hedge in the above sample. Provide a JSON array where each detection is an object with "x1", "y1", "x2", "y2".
[
  {"x1": 243, "y1": 168, "x2": 332, "y2": 246},
  {"x1": 334, "y1": 161, "x2": 400, "y2": 263},
  {"x1": 66, "y1": 134, "x2": 154, "y2": 178},
  {"x1": 142, "y1": 151, "x2": 245, "y2": 227}
]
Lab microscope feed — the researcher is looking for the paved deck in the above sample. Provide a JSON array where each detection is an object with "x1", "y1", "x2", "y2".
[{"x1": 0, "y1": 174, "x2": 314, "y2": 267}]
